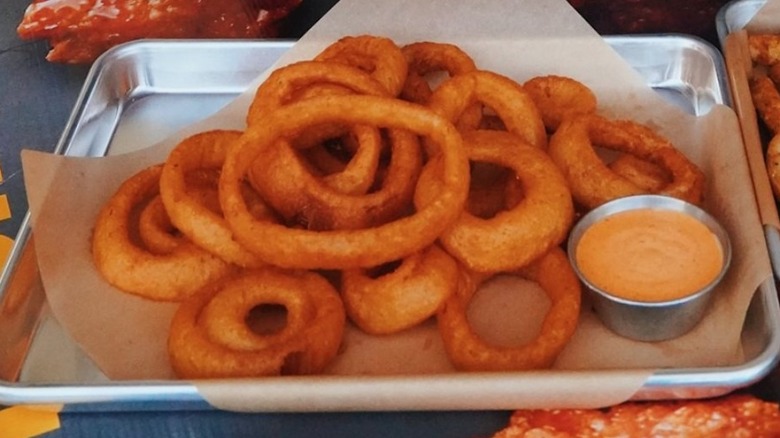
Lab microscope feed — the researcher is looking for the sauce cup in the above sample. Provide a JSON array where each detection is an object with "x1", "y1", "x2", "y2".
[{"x1": 567, "y1": 194, "x2": 732, "y2": 342}]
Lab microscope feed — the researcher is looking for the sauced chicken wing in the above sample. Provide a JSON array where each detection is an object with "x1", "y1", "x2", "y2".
[{"x1": 17, "y1": 0, "x2": 302, "y2": 63}]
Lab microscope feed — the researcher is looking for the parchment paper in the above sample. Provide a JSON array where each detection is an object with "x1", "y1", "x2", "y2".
[{"x1": 20, "y1": 0, "x2": 773, "y2": 409}]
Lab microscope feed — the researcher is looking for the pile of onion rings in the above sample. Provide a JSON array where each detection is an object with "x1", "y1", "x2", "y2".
[{"x1": 90, "y1": 35, "x2": 707, "y2": 378}]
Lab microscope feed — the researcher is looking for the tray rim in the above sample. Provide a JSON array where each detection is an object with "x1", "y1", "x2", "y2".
[{"x1": 1, "y1": 36, "x2": 778, "y2": 411}]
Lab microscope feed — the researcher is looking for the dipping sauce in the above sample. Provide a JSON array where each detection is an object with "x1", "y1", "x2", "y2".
[{"x1": 575, "y1": 208, "x2": 723, "y2": 302}]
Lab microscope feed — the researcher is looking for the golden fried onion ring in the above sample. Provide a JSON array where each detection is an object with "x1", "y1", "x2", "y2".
[
  {"x1": 91, "y1": 165, "x2": 234, "y2": 301},
  {"x1": 415, "y1": 130, "x2": 574, "y2": 273},
  {"x1": 314, "y1": 35, "x2": 408, "y2": 97},
  {"x1": 159, "y1": 129, "x2": 270, "y2": 268},
  {"x1": 548, "y1": 114, "x2": 704, "y2": 209},
  {"x1": 437, "y1": 247, "x2": 581, "y2": 371},
  {"x1": 523, "y1": 75, "x2": 597, "y2": 132},
  {"x1": 340, "y1": 244, "x2": 459, "y2": 335},
  {"x1": 219, "y1": 94, "x2": 470, "y2": 269},
  {"x1": 427, "y1": 70, "x2": 547, "y2": 149},
  {"x1": 168, "y1": 268, "x2": 345, "y2": 378}
]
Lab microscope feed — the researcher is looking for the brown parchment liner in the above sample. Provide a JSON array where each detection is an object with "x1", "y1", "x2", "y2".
[{"x1": 19, "y1": 0, "x2": 773, "y2": 411}]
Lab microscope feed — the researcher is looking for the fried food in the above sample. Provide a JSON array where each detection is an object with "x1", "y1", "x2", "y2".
[
  {"x1": 415, "y1": 130, "x2": 574, "y2": 273},
  {"x1": 159, "y1": 130, "x2": 270, "y2": 268},
  {"x1": 314, "y1": 35, "x2": 409, "y2": 96},
  {"x1": 750, "y1": 74, "x2": 780, "y2": 136},
  {"x1": 168, "y1": 268, "x2": 345, "y2": 378},
  {"x1": 400, "y1": 42, "x2": 478, "y2": 102},
  {"x1": 749, "y1": 33, "x2": 780, "y2": 66},
  {"x1": 767, "y1": 134, "x2": 780, "y2": 199},
  {"x1": 436, "y1": 247, "x2": 581, "y2": 371},
  {"x1": 89, "y1": 35, "x2": 710, "y2": 379},
  {"x1": 341, "y1": 245, "x2": 459, "y2": 335},
  {"x1": 523, "y1": 75, "x2": 598, "y2": 132},
  {"x1": 492, "y1": 394, "x2": 780, "y2": 437},
  {"x1": 219, "y1": 94, "x2": 469, "y2": 269},
  {"x1": 608, "y1": 153, "x2": 671, "y2": 192},
  {"x1": 549, "y1": 114, "x2": 705, "y2": 209},
  {"x1": 427, "y1": 70, "x2": 548, "y2": 149},
  {"x1": 91, "y1": 165, "x2": 235, "y2": 301},
  {"x1": 17, "y1": 0, "x2": 302, "y2": 64}
]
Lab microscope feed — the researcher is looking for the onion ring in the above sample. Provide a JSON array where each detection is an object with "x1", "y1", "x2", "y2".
[
  {"x1": 340, "y1": 244, "x2": 459, "y2": 335},
  {"x1": 249, "y1": 126, "x2": 421, "y2": 230},
  {"x1": 427, "y1": 70, "x2": 547, "y2": 149},
  {"x1": 523, "y1": 75, "x2": 597, "y2": 132},
  {"x1": 91, "y1": 165, "x2": 235, "y2": 301},
  {"x1": 608, "y1": 154, "x2": 671, "y2": 192},
  {"x1": 415, "y1": 129, "x2": 573, "y2": 273},
  {"x1": 159, "y1": 129, "x2": 271, "y2": 268},
  {"x1": 548, "y1": 114, "x2": 705, "y2": 209},
  {"x1": 436, "y1": 247, "x2": 581, "y2": 371},
  {"x1": 168, "y1": 268, "x2": 345, "y2": 378},
  {"x1": 219, "y1": 94, "x2": 470, "y2": 269},
  {"x1": 314, "y1": 35, "x2": 408, "y2": 97},
  {"x1": 246, "y1": 60, "x2": 387, "y2": 197}
]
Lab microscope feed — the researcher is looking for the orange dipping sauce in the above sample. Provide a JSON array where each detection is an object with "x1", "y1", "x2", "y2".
[{"x1": 575, "y1": 209, "x2": 724, "y2": 302}]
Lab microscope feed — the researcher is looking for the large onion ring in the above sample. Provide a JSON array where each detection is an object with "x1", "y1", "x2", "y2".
[
  {"x1": 219, "y1": 94, "x2": 470, "y2": 269},
  {"x1": 91, "y1": 165, "x2": 234, "y2": 301},
  {"x1": 159, "y1": 129, "x2": 270, "y2": 268},
  {"x1": 415, "y1": 130, "x2": 573, "y2": 273},
  {"x1": 340, "y1": 244, "x2": 459, "y2": 335},
  {"x1": 168, "y1": 268, "x2": 345, "y2": 378},
  {"x1": 548, "y1": 114, "x2": 705, "y2": 209},
  {"x1": 436, "y1": 247, "x2": 581, "y2": 371},
  {"x1": 246, "y1": 60, "x2": 388, "y2": 198},
  {"x1": 427, "y1": 70, "x2": 547, "y2": 149}
]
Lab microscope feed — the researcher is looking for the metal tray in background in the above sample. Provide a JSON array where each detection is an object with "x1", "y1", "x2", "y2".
[
  {"x1": 717, "y1": 0, "x2": 766, "y2": 46},
  {"x1": 0, "y1": 37, "x2": 778, "y2": 411},
  {"x1": 718, "y1": 0, "x2": 780, "y2": 279}
]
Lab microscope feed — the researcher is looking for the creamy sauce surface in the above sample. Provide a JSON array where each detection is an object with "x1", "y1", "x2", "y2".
[{"x1": 575, "y1": 209, "x2": 723, "y2": 302}]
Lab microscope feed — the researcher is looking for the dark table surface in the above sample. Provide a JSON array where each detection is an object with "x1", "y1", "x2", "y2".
[{"x1": 0, "y1": 1, "x2": 778, "y2": 436}]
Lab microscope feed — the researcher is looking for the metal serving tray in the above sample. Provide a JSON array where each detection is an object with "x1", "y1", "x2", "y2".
[
  {"x1": 718, "y1": 0, "x2": 780, "y2": 278},
  {"x1": 0, "y1": 37, "x2": 778, "y2": 411}
]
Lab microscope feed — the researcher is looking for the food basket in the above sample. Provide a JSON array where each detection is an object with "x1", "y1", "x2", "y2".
[
  {"x1": 0, "y1": 36, "x2": 778, "y2": 412},
  {"x1": 719, "y1": 0, "x2": 780, "y2": 276}
]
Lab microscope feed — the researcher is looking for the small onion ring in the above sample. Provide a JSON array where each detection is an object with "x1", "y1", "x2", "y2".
[
  {"x1": 427, "y1": 70, "x2": 547, "y2": 149},
  {"x1": 246, "y1": 60, "x2": 386, "y2": 197},
  {"x1": 436, "y1": 247, "x2": 581, "y2": 371},
  {"x1": 249, "y1": 127, "x2": 422, "y2": 230},
  {"x1": 415, "y1": 129, "x2": 574, "y2": 273},
  {"x1": 219, "y1": 94, "x2": 470, "y2": 269},
  {"x1": 314, "y1": 35, "x2": 408, "y2": 97},
  {"x1": 167, "y1": 268, "x2": 345, "y2": 378},
  {"x1": 91, "y1": 165, "x2": 234, "y2": 301},
  {"x1": 159, "y1": 129, "x2": 270, "y2": 268},
  {"x1": 523, "y1": 75, "x2": 597, "y2": 132},
  {"x1": 340, "y1": 244, "x2": 459, "y2": 335},
  {"x1": 548, "y1": 114, "x2": 705, "y2": 209}
]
